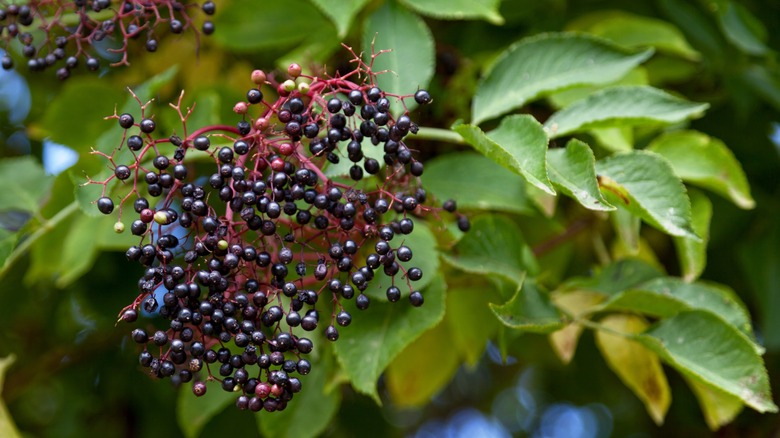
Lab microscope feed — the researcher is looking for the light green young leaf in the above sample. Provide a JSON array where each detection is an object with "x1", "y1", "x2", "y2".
[
  {"x1": 473, "y1": 33, "x2": 653, "y2": 124},
  {"x1": 421, "y1": 152, "x2": 535, "y2": 215},
  {"x1": 489, "y1": 280, "x2": 563, "y2": 332},
  {"x1": 636, "y1": 311, "x2": 777, "y2": 414},
  {"x1": 442, "y1": 215, "x2": 535, "y2": 285},
  {"x1": 454, "y1": 115, "x2": 553, "y2": 195},
  {"x1": 177, "y1": 381, "x2": 236, "y2": 438},
  {"x1": 397, "y1": 0, "x2": 503, "y2": 25},
  {"x1": 258, "y1": 355, "x2": 340, "y2": 438},
  {"x1": 333, "y1": 276, "x2": 446, "y2": 403},
  {"x1": 647, "y1": 130, "x2": 754, "y2": 209},
  {"x1": 595, "y1": 315, "x2": 671, "y2": 425},
  {"x1": 0, "y1": 355, "x2": 21, "y2": 438},
  {"x1": 545, "y1": 86, "x2": 709, "y2": 138},
  {"x1": 567, "y1": 10, "x2": 700, "y2": 60},
  {"x1": 674, "y1": 190, "x2": 712, "y2": 281},
  {"x1": 685, "y1": 376, "x2": 744, "y2": 431},
  {"x1": 367, "y1": 221, "x2": 439, "y2": 301},
  {"x1": 309, "y1": 0, "x2": 370, "y2": 37},
  {"x1": 386, "y1": 320, "x2": 460, "y2": 407},
  {"x1": 363, "y1": 0, "x2": 435, "y2": 115},
  {"x1": 547, "y1": 139, "x2": 615, "y2": 211},
  {"x1": 596, "y1": 150, "x2": 699, "y2": 239}
]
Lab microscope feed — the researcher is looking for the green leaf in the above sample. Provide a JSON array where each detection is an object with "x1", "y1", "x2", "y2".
[
  {"x1": 472, "y1": 33, "x2": 653, "y2": 124},
  {"x1": 258, "y1": 355, "x2": 340, "y2": 438},
  {"x1": 715, "y1": 1, "x2": 769, "y2": 56},
  {"x1": 397, "y1": 0, "x2": 503, "y2": 25},
  {"x1": 595, "y1": 315, "x2": 671, "y2": 425},
  {"x1": 596, "y1": 150, "x2": 699, "y2": 239},
  {"x1": 0, "y1": 156, "x2": 54, "y2": 214},
  {"x1": 489, "y1": 280, "x2": 564, "y2": 332},
  {"x1": 333, "y1": 276, "x2": 446, "y2": 403},
  {"x1": 385, "y1": 320, "x2": 460, "y2": 407},
  {"x1": 599, "y1": 277, "x2": 755, "y2": 340},
  {"x1": 545, "y1": 86, "x2": 709, "y2": 138},
  {"x1": 421, "y1": 152, "x2": 534, "y2": 215},
  {"x1": 647, "y1": 130, "x2": 754, "y2": 209},
  {"x1": 40, "y1": 78, "x2": 124, "y2": 151},
  {"x1": 567, "y1": 258, "x2": 663, "y2": 296},
  {"x1": 309, "y1": 0, "x2": 370, "y2": 38},
  {"x1": 674, "y1": 190, "x2": 712, "y2": 281},
  {"x1": 177, "y1": 381, "x2": 236, "y2": 438},
  {"x1": 0, "y1": 355, "x2": 21, "y2": 438},
  {"x1": 685, "y1": 376, "x2": 744, "y2": 431},
  {"x1": 547, "y1": 139, "x2": 615, "y2": 211},
  {"x1": 636, "y1": 311, "x2": 777, "y2": 414},
  {"x1": 446, "y1": 286, "x2": 502, "y2": 366},
  {"x1": 362, "y1": 0, "x2": 435, "y2": 115},
  {"x1": 567, "y1": 10, "x2": 700, "y2": 60},
  {"x1": 454, "y1": 115, "x2": 554, "y2": 195},
  {"x1": 54, "y1": 213, "x2": 139, "y2": 287},
  {"x1": 442, "y1": 215, "x2": 535, "y2": 285},
  {"x1": 367, "y1": 221, "x2": 439, "y2": 301},
  {"x1": 214, "y1": 0, "x2": 329, "y2": 52}
]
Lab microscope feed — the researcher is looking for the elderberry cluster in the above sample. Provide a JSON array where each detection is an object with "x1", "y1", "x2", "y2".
[
  {"x1": 0, "y1": 0, "x2": 215, "y2": 79},
  {"x1": 92, "y1": 60, "x2": 468, "y2": 412}
]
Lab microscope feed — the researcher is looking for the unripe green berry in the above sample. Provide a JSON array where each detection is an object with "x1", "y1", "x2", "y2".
[
  {"x1": 217, "y1": 239, "x2": 229, "y2": 251},
  {"x1": 282, "y1": 80, "x2": 296, "y2": 92},
  {"x1": 297, "y1": 82, "x2": 310, "y2": 95},
  {"x1": 114, "y1": 221, "x2": 125, "y2": 233}
]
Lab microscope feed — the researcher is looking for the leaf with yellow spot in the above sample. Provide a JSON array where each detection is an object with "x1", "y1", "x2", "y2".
[{"x1": 595, "y1": 314, "x2": 671, "y2": 424}]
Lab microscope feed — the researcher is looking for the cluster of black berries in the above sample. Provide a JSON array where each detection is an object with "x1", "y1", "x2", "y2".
[
  {"x1": 92, "y1": 61, "x2": 468, "y2": 412},
  {"x1": 0, "y1": 0, "x2": 215, "y2": 79}
]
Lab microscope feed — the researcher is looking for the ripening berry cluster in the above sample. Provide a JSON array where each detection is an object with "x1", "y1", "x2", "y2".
[
  {"x1": 92, "y1": 61, "x2": 469, "y2": 412},
  {"x1": 0, "y1": 0, "x2": 215, "y2": 79}
]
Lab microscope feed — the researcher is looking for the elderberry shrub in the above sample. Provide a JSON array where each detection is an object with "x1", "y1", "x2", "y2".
[
  {"x1": 0, "y1": 0, "x2": 216, "y2": 78},
  {"x1": 90, "y1": 58, "x2": 469, "y2": 412}
]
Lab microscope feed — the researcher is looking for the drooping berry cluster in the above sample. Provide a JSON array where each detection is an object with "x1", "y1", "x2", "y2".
[
  {"x1": 90, "y1": 57, "x2": 468, "y2": 412},
  {"x1": 0, "y1": 0, "x2": 215, "y2": 78}
]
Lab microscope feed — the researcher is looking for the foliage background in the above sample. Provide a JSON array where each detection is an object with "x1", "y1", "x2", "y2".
[{"x1": 2, "y1": 0, "x2": 780, "y2": 436}]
